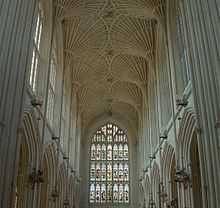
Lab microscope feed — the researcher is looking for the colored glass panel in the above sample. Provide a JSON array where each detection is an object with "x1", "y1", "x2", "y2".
[{"x1": 89, "y1": 123, "x2": 129, "y2": 204}]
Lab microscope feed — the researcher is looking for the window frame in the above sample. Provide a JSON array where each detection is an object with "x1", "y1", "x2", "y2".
[
  {"x1": 88, "y1": 123, "x2": 130, "y2": 206},
  {"x1": 29, "y1": 6, "x2": 43, "y2": 92},
  {"x1": 176, "y1": 4, "x2": 191, "y2": 89},
  {"x1": 46, "y1": 51, "x2": 57, "y2": 126}
]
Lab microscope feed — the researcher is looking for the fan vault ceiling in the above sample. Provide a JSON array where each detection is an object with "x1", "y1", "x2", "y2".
[{"x1": 54, "y1": 0, "x2": 165, "y2": 130}]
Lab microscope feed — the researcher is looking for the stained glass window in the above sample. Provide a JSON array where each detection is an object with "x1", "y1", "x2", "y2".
[{"x1": 89, "y1": 123, "x2": 130, "y2": 204}]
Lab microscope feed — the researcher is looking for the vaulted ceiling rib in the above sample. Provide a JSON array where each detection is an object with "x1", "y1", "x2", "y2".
[
  {"x1": 111, "y1": 54, "x2": 148, "y2": 86},
  {"x1": 55, "y1": 0, "x2": 163, "y2": 131},
  {"x1": 63, "y1": 17, "x2": 108, "y2": 57},
  {"x1": 111, "y1": 16, "x2": 156, "y2": 59}
]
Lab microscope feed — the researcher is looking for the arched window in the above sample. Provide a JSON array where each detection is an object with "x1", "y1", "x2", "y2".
[
  {"x1": 176, "y1": 3, "x2": 190, "y2": 91},
  {"x1": 46, "y1": 49, "x2": 57, "y2": 126},
  {"x1": 29, "y1": 6, "x2": 43, "y2": 91},
  {"x1": 89, "y1": 123, "x2": 130, "y2": 204}
]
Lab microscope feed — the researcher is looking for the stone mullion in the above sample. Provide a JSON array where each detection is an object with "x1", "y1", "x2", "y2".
[
  {"x1": 140, "y1": 100, "x2": 145, "y2": 174},
  {"x1": 142, "y1": 92, "x2": 149, "y2": 168},
  {"x1": 74, "y1": 118, "x2": 78, "y2": 172},
  {"x1": 147, "y1": 80, "x2": 152, "y2": 158},
  {"x1": 143, "y1": 83, "x2": 149, "y2": 163},
  {"x1": 146, "y1": 108, "x2": 151, "y2": 161},
  {"x1": 184, "y1": 0, "x2": 220, "y2": 207},
  {"x1": 149, "y1": 75, "x2": 154, "y2": 151},
  {"x1": 150, "y1": 68, "x2": 159, "y2": 151},
  {"x1": 69, "y1": 90, "x2": 77, "y2": 168},
  {"x1": 0, "y1": 0, "x2": 37, "y2": 207},
  {"x1": 154, "y1": 74, "x2": 160, "y2": 147},
  {"x1": 157, "y1": 68, "x2": 163, "y2": 130},
  {"x1": 76, "y1": 115, "x2": 82, "y2": 172}
]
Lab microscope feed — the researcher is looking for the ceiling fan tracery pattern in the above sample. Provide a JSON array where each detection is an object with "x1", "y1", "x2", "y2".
[{"x1": 55, "y1": 0, "x2": 164, "y2": 129}]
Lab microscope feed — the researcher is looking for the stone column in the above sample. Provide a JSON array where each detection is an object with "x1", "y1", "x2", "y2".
[
  {"x1": 141, "y1": 83, "x2": 150, "y2": 170},
  {"x1": 0, "y1": 0, "x2": 37, "y2": 207},
  {"x1": 183, "y1": 0, "x2": 220, "y2": 207},
  {"x1": 70, "y1": 83, "x2": 79, "y2": 168}
]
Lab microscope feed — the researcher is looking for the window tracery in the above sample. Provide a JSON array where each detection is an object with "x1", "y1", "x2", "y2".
[{"x1": 89, "y1": 123, "x2": 129, "y2": 204}]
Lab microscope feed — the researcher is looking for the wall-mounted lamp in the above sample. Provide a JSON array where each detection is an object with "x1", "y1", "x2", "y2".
[
  {"x1": 28, "y1": 169, "x2": 44, "y2": 189},
  {"x1": 52, "y1": 135, "x2": 60, "y2": 140},
  {"x1": 139, "y1": 178, "x2": 143, "y2": 183},
  {"x1": 71, "y1": 169, "x2": 76, "y2": 174},
  {"x1": 149, "y1": 155, "x2": 156, "y2": 160},
  {"x1": 63, "y1": 156, "x2": 69, "y2": 160},
  {"x1": 176, "y1": 96, "x2": 188, "y2": 107},
  {"x1": 31, "y1": 96, "x2": 43, "y2": 107},
  {"x1": 175, "y1": 169, "x2": 190, "y2": 189},
  {"x1": 64, "y1": 199, "x2": 70, "y2": 208},
  {"x1": 51, "y1": 188, "x2": 59, "y2": 201},
  {"x1": 159, "y1": 130, "x2": 168, "y2": 139},
  {"x1": 144, "y1": 168, "x2": 148, "y2": 173}
]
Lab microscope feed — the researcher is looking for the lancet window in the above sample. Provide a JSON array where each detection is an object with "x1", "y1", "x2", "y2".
[{"x1": 29, "y1": 6, "x2": 43, "y2": 91}]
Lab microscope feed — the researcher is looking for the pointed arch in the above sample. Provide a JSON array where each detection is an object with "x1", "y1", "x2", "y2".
[
  {"x1": 161, "y1": 142, "x2": 175, "y2": 197},
  {"x1": 14, "y1": 109, "x2": 41, "y2": 208},
  {"x1": 57, "y1": 162, "x2": 68, "y2": 207},
  {"x1": 44, "y1": 143, "x2": 57, "y2": 191},
  {"x1": 69, "y1": 175, "x2": 75, "y2": 208},
  {"x1": 22, "y1": 109, "x2": 41, "y2": 166},
  {"x1": 177, "y1": 108, "x2": 204, "y2": 208},
  {"x1": 143, "y1": 174, "x2": 151, "y2": 206},
  {"x1": 151, "y1": 162, "x2": 160, "y2": 207},
  {"x1": 177, "y1": 108, "x2": 197, "y2": 166}
]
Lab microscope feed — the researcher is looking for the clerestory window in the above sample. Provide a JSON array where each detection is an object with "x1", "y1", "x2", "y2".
[
  {"x1": 176, "y1": 5, "x2": 191, "y2": 89},
  {"x1": 29, "y1": 7, "x2": 43, "y2": 91},
  {"x1": 46, "y1": 51, "x2": 56, "y2": 126},
  {"x1": 89, "y1": 123, "x2": 130, "y2": 205}
]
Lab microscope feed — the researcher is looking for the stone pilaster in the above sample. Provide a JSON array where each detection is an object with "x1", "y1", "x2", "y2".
[
  {"x1": 184, "y1": 0, "x2": 220, "y2": 207},
  {"x1": 0, "y1": 0, "x2": 38, "y2": 207}
]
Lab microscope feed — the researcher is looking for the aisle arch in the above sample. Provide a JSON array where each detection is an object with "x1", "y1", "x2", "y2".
[
  {"x1": 161, "y1": 143, "x2": 176, "y2": 199},
  {"x1": 177, "y1": 108, "x2": 204, "y2": 208},
  {"x1": 14, "y1": 109, "x2": 41, "y2": 207},
  {"x1": 151, "y1": 162, "x2": 160, "y2": 207}
]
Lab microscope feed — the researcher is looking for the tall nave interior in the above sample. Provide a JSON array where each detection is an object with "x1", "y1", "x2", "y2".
[{"x1": 0, "y1": 0, "x2": 220, "y2": 208}]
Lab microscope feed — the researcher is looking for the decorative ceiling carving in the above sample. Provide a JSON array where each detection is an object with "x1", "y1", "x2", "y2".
[
  {"x1": 63, "y1": 17, "x2": 108, "y2": 58},
  {"x1": 111, "y1": 16, "x2": 157, "y2": 59},
  {"x1": 54, "y1": 0, "x2": 165, "y2": 129},
  {"x1": 111, "y1": 54, "x2": 148, "y2": 87}
]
